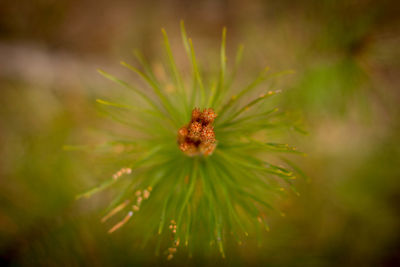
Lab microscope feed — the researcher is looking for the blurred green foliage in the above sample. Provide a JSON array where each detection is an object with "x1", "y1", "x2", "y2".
[{"x1": 0, "y1": 0, "x2": 399, "y2": 265}]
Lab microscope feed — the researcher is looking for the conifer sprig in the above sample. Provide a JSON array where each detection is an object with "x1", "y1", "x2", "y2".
[{"x1": 73, "y1": 21, "x2": 304, "y2": 260}]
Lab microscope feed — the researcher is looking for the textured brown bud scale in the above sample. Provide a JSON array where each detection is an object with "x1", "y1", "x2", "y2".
[{"x1": 177, "y1": 108, "x2": 217, "y2": 156}]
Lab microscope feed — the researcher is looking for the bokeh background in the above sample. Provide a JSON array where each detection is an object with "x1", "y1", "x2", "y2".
[{"x1": 1, "y1": 0, "x2": 399, "y2": 265}]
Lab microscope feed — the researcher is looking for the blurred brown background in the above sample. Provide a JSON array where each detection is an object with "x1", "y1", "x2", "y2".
[{"x1": 1, "y1": 0, "x2": 400, "y2": 265}]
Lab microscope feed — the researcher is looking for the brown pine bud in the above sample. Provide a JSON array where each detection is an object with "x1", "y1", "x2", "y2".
[
  {"x1": 199, "y1": 142, "x2": 216, "y2": 156},
  {"x1": 189, "y1": 121, "x2": 202, "y2": 133},
  {"x1": 188, "y1": 121, "x2": 202, "y2": 140},
  {"x1": 191, "y1": 108, "x2": 202, "y2": 121},
  {"x1": 177, "y1": 126, "x2": 188, "y2": 141},
  {"x1": 202, "y1": 108, "x2": 217, "y2": 124},
  {"x1": 200, "y1": 125, "x2": 215, "y2": 143},
  {"x1": 179, "y1": 141, "x2": 197, "y2": 156},
  {"x1": 179, "y1": 142, "x2": 189, "y2": 152}
]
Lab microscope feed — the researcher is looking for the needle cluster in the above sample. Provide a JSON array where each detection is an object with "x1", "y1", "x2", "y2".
[{"x1": 72, "y1": 21, "x2": 305, "y2": 260}]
